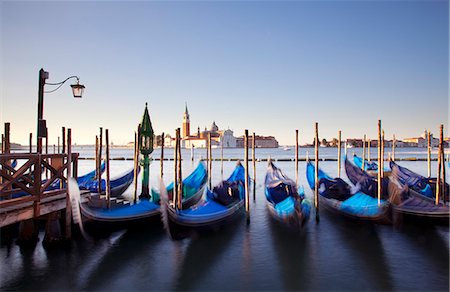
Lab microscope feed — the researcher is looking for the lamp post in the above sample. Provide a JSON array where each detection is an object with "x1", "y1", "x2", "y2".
[
  {"x1": 139, "y1": 102, "x2": 154, "y2": 200},
  {"x1": 37, "y1": 68, "x2": 85, "y2": 154}
]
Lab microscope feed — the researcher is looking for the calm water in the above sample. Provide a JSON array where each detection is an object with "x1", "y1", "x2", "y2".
[{"x1": 1, "y1": 148, "x2": 449, "y2": 291}]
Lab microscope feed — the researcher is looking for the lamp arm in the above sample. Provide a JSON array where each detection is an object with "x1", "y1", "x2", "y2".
[{"x1": 44, "y1": 76, "x2": 80, "y2": 93}]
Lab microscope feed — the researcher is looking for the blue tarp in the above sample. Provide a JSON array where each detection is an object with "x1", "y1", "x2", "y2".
[{"x1": 340, "y1": 192, "x2": 386, "y2": 217}]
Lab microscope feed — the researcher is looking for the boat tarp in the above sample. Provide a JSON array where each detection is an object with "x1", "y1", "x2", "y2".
[
  {"x1": 389, "y1": 161, "x2": 433, "y2": 198},
  {"x1": 345, "y1": 157, "x2": 389, "y2": 199},
  {"x1": 265, "y1": 161, "x2": 297, "y2": 189},
  {"x1": 306, "y1": 161, "x2": 352, "y2": 201},
  {"x1": 305, "y1": 161, "x2": 333, "y2": 190},
  {"x1": 176, "y1": 163, "x2": 245, "y2": 217},
  {"x1": 78, "y1": 162, "x2": 106, "y2": 189},
  {"x1": 353, "y1": 155, "x2": 379, "y2": 171},
  {"x1": 87, "y1": 167, "x2": 135, "y2": 193},
  {"x1": 181, "y1": 193, "x2": 229, "y2": 216},
  {"x1": 159, "y1": 162, "x2": 207, "y2": 201},
  {"x1": 340, "y1": 192, "x2": 386, "y2": 217}
]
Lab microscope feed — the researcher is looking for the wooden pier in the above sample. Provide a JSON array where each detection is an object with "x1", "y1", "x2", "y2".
[{"x1": 0, "y1": 153, "x2": 80, "y2": 228}]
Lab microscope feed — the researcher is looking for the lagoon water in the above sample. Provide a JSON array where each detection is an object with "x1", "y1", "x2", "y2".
[{"x1": 1, "y1": 147, "x2": 449, "y2": 291}]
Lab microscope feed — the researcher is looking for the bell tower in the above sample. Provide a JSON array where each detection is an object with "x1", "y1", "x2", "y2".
[{"x1": 182, "y1": 102, "x2": 190, "y2": 138}]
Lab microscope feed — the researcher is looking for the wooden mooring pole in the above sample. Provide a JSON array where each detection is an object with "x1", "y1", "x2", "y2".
[
  {"x1": 178, "y1": 129, "x2": 183, "y2": 210},
  {"x1": 381, "y1": 130, "x2": 385, "y2": 178},
  {"x1": 98, "y1": 127, "x2": 103, "y2": 194},
  {"x1": 221, "y1": 138, "x2": 224, "y2": 180},
  {"x1": 95, "y1": 135, "x2": 99, "y2": 179},
  {"x1": 440, "y1": 125, "x2": 446, "y2": 203},
  {"x1": 174, "y1": 129, "x2": 179, "y2": 209},
  {"x1": 29, "y1": 133, "x2": 33, "y2": 153},
  {"x1": 295, "y1": 129, "x2": 299, "y2": 186},
  {"x1": 105, "y1": 129, "x2": 111, "y2": 209},
  {"x1": 161, "y1": 132, "x2": 164, "y2": 178},
  {"x1": 133, "y1": 130, "x2": 139, "y2": 204},
  {"x1": 244, "y1": 129, "x2": 250, "y2": 223},
  {"x1": 314, "y1": 122, "x2": 320, "y2": 222},
  {"x1": 392, "y1": 134, "x2": 396, "y2": 161},
  {"x1": 208, "y1": 132, "x2": 212, "y2": 190},
  {"x1": 427, "y1": 130, "x2": 431, "y2": 178},
  {"x1": 338, "y1": 130, "x2": 342, "y2": 178},
  {"x1": 368, "y1": 139, "x2": 371, "y2": 162},
  {"x1": 252, "y1": 132, "x2": 256, "y2": 201},
  {"x1": 377, "y1": 120, "x2": 382, "y2": 205},
  {"x1": 362, "y1": 134, "x2": 366, "y2": 171},
  {"x1": 65, "y1": 128, "x2": 72, "y2": 239}
]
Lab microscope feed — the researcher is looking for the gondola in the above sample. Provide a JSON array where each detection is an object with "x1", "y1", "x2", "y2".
[
  {"x1": 344, "y1": 157, "x2": 390, "y2": 200},
  {"x1": 353, "y1": 154, "x2": 378, "y2": 171},
  {"x1": 265, "y1": 161, "x2": 310, "y2": 228},
  {"x1": 347, "y1": 157, "x2": 449, "y2": 223},
  {"x1": 78, "y1": 161, "x2": 106, "y2": 189},
  {"x1": 352, "y1": 154, "x2": 390, "y2": 175},
  {"x1": 151, "y1": 162, "x2": 208, "y2": 209},
  {"x1": 387, "y1": 177, "x2": 450, "y2": 223},
  {"x1": 165, "y1": 162, "x2": 246, "y2": 239},
  {"x1": 80, "y1": 162, "x2": 207, "y2": 226},
  {"x1": 389, "y1": 160, "x2": 448, "y2": 201},
  {"x1": 86, "y1": 167, "x2": 137, "y2": 198},
  {"x1": 306, "y1": 160, "x2": 390, "y2": 222}
]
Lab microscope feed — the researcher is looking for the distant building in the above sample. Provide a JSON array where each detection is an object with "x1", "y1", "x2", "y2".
[
  {"x1": 236, "y1": 135, "x2": 279, "y2": 148},
  {"x1": 177, "y1": 104, "x2": 277, "y2": 148},
  {"x1": 403, "y1": 130, "x2": 439, "y2": 147}
]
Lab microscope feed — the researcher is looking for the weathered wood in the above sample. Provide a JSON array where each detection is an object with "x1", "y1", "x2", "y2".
[
  {"x1": 0, "y1": 192, "x2": 89, "y2": 228},
  {"x1": 295, "y1": 129, "x2": 299, "y2": 186},
  {"x1": 173, "y1": 129, "x2": 178, "y2": 209},
  {"x1": 362, "y1": 134, "x2": 366, "y2": 171},
  {"x1": 314, "y1": 122, "x2": 320, "y2": 222},
  {"x1": 4, "y1": 123, "x2": 10, "y2": 154},
  {"x1": 65, "y1": 128, "x2": 72, "y2": 239},
  {"x1": 62, "y1": 127, "x2": 66, "y2": 154},
  {"x1": 381, "y1": 130, "x2": 385, "y2": 178},
  {"x1": 208, "y1": 132, "x2": 212, "y2": 190},
  {"x1": 244, "y1": 130, "x2": 250, "y2": 221},
  {"x1": 338, "y1": 130, "x2": 342, "y2": 178},
  {"x1": 440, "y1": 125, "x2": 446, "y2": 203},
  {"x1": 177, "y1": 128, "x2": 183, "y2": 210},
  {"x1": 160, "y1": 132, "x2": 164, "y2": 178},
  {"x1": 221, "y1": 137, "x2": 224, "y2": 180},
  {"x1": 392, "y1": 134, "x2": 396, "y2": 161},
  {"x1": 95, "y1": 135, "x2": 99, "y2": 180},
  {"x1": 427, "y1": 130, "x2": 431, "y2": 178},
  {"x1": 133, "y1": 131, "x2": 139, "y2": 204},
  {"x1": 29, "y1": 133, "x2": 33, "y2": 153},
  {"x1": 377, "y1": 120, "x2": 382, "y2": 205},
  {"x1": 252, "y1": 132, "x2": 256, "y2": 201},
  {"x1": 98, "y1": 127, "x2": 103, "y2": 194},
  {"x1": 105, "y1": 129, "x2": 111, "y2": 209},
  {"x1": 368, "y1": 139, "x2": 371, "y2": 162}
]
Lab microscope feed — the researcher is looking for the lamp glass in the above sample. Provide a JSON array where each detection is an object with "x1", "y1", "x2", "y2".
[{"x1": 71, "y1": 83, "x2": 85, "y2": 98}]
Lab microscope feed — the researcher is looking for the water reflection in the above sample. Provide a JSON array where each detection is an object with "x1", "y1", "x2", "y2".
[
  {"x1": 331, "y1": 216, "x2": 394, "y2": 291},
  {"x1": 269, "y1": 215, "x2": 311, "y2": 291},
  {"x1": 173, "y1": 218, "x2": 242, "y2": 291}
]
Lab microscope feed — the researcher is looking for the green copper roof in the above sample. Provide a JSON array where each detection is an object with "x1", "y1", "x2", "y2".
[{"x1": 140, "y1": 102, "x2": 154, "y2": 137}]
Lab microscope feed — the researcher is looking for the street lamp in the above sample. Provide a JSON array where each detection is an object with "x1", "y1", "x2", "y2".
[
  {"x1": 139, "y1": 102, "x2": 154, "y2": 200},
  {"x1": 37, "y1": 68, "x2": 85, "y2": 154}
]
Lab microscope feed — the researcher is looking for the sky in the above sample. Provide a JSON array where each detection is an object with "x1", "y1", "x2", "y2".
[{"x1": 0, "y1": 0, "x2": 448, "y2": 146}]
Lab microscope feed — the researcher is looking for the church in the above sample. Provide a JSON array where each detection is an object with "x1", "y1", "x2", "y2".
[{"x1": 180, "y1": 104, "x2": 237, "y2": 148}]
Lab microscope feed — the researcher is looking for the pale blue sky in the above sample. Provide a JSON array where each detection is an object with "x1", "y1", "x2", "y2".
[{"x1": 1, "y1": 0, "x2": 448, "y2": 146}]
